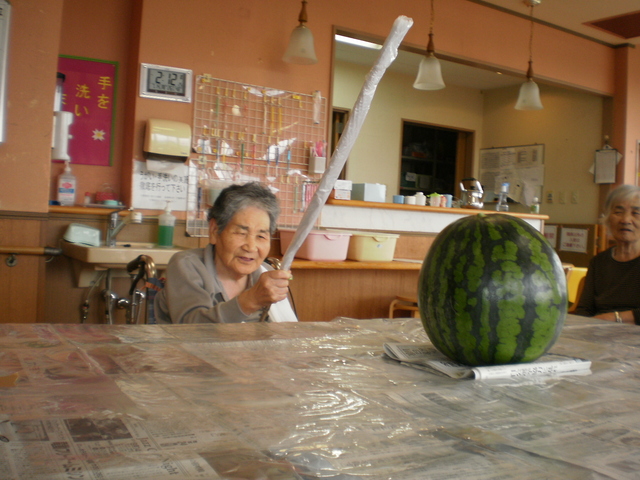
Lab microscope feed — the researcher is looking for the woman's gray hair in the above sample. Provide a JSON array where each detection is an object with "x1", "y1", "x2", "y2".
[
  {"x1": 207, "y1": 182, "x2": 280, "y2": 234},
  {"x1": 603, "y1": 184, "x2": 640, "y2": 222}
]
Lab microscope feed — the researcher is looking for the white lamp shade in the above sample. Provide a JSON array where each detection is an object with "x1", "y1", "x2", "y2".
[
  {"x1": 515, "y1": 79, "x2": 543, "y2": 110},
  {"x1": 283, "y1": 25, "x2": 318, "y2": 65},
  {"x1": 413, "y1": 54, "x2": 445, "y2": 90}
]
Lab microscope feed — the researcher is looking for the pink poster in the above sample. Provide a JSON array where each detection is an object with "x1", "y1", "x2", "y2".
[{"x1": 57, "y1": 56, "x2": 117, "y2": 166}]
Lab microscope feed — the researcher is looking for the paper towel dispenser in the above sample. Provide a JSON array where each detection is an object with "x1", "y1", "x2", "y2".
[{"x1": 143, "y1": 119, "x2": 191, "y2": 160}]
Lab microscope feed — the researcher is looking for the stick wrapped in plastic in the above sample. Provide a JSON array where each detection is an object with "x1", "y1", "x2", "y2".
[{"x1": 281, "y1": 16, "x2": 414, "y2": 270}]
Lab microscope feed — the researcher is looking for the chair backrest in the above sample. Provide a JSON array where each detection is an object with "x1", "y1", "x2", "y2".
[
  {"x1": 567, "y1": 267, "x2": 588, "y2": 305},
  {"x1": 567, "y1": 275, "x2": 586, "y2": 313}
]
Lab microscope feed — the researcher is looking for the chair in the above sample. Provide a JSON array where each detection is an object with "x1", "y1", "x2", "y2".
[
  {"x1": 567, "y1": 276, "x2": 587, "y2": 313},
  {"x1": 567, "y1": 267, "x2": 587, "y2": 304},
  {"x1": 567, "y1": 267, "x2": 588, "y2": 312},
  {"x1": 389, "y1": 295, "x2": 420, "y2": 318},
  {"x1": 562, "y1": 263, "x2": 574, "y2": 282}
]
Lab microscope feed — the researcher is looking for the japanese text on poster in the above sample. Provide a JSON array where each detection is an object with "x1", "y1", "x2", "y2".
[
  {"x1": 57, "y1": 56, "x2": 117, "y2": 166},
  {"x1": 132, "y1": 160, "x2": 188, "y2": 210},
  {"x1": 544, "y1": 225, "x2": 558, "y2": 249},
  {"x1": 560, "y1": 227, "x2": 588, "y2": 253}
]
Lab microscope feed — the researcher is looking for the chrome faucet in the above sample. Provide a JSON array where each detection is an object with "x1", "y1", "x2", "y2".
[{"x1": 106, "y1": 207, "x2": 141, "y2": 247}]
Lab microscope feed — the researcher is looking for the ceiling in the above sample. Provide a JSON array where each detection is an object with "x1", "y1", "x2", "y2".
[
  {"x1": 335, "y1": 0, "x2": 640, "y2": 91},
  {"x1": 476, "y1": 0, "x2": 640, "y2": 47}
]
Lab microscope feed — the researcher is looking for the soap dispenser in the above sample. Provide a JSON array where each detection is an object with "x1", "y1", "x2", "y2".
[
  {"x1": 157, "y1": 202, "x2": 176, "y2": 248},
  {"x1": 57, "y1": 160, "x2": 77, "y2": 206}
]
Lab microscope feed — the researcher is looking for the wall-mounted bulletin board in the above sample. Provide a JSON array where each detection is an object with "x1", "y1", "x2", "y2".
[
  {"x1": 186, "y1": 75, "x2": 327, "y2": 236},
  {"x1": 479, "y1": 144, "x2": 544, "y2": 206}
]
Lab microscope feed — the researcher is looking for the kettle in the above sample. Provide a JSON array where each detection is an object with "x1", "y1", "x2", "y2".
[{"x1": 459, "y1": 178, "x2": 484, "y2": 209}]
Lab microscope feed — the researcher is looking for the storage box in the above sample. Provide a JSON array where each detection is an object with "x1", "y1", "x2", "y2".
[
  {"x1": 330, "y1": 179, "x2": 353, "y2": 200},
  {"x1": 330, "y1": 189, "x2": 351, "y2": 200},
  {"x1": 346, "y1": 231, "x2": 399, "y2": 262},
  {"x1": 279, "y1": 228, "x2": 351, "y2": 261},
  {"x1": 351, "y1": 183, "x2": 386, "y2": 203},
  {"x1": 63, "y1": 223, "x2": 101, "y2": 247},
  {"x1": 334, "y1": 179, "x2": 353, "y2": 191}
]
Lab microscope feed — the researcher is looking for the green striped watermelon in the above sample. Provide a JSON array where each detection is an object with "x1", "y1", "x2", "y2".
[{"x1": 419, "y1": 213, "x2": 567, "y2": 366}]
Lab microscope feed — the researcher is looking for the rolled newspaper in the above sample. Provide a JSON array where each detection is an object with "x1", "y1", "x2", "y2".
[{"x1": 281, "y1": 15, "x2": 414, "y2": 271}]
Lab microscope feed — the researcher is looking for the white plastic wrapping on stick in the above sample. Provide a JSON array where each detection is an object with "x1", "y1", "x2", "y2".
[{"x1": 281, "y1": 16, "x2": 414, "y2": 271}]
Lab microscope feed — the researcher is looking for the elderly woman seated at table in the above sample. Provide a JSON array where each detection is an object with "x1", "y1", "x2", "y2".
[
  {"x1": 574, "y1": 184, "x2": 640, "y2": 325},
  {"x1": 155, "y1": 182, "x2": 297, "y2": 324}
]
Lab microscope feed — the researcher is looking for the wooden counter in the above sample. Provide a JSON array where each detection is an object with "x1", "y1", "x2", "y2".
[{"x1": 291, "y1": 259, "x2": 421, "y2": 270}]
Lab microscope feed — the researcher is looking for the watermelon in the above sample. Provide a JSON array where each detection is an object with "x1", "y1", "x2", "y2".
[{"x1": 418, "y1": 213, "x2": 567, "y2": 366}]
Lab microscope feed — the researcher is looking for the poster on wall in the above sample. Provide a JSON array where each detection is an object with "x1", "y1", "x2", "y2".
[
  {"x1": 57, "y1": 56, "x2": 117, "y2": 166},
  {"x1": 594, "y1": 148, "x2": 619, "y2": 184},
  {"x1": 559, "y1": 227, "x2": 588, "y2": 254},
  {"x1": 543, "y1": 225, "x2": 558, "y2": 249},
  {"x1": 479, "y1": 144, "x2": 544, "y2": 206},
  {"x1": 132, "y1": 160, "x2": 188, "y2": 211}
]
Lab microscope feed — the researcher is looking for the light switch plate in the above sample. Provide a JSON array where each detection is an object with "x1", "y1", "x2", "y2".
[{"x1": 546, "y1": 190, "x2": 554, "y2": 204}]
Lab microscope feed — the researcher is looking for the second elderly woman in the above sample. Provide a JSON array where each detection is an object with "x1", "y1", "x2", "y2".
[{"x1": 574, "y1": 184, "x2": 640, "y2": 325}]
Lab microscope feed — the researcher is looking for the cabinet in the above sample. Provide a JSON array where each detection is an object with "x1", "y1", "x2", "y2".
[{"x1": 399, "y1": 121, "x2": 459, "y2": 197}]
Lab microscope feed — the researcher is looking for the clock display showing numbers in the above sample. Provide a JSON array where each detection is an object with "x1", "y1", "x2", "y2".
[{"x1": 139, "y1": 63, "x2": 192, "y2": 103}]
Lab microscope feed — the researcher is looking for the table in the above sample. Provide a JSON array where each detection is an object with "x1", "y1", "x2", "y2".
[{"x1": 1, "y1": 315, "x2": 639, "y2": 479}]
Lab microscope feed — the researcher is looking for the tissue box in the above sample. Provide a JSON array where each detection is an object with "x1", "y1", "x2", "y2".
[
  {"x1": 351, "y1": 183, "x2": 386, "y2": 203},
  {"x1": 330, "y1": 179, "x2": 353, "y2": 200},
  {"x1": 63, "y1": 223, "x2": 101, "y2": 247}
]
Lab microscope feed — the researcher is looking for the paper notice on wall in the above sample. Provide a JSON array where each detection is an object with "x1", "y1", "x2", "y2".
[
  {"x1": 593, "y1": 148, "x2": 620, "y2": 184},
  {"x1": 544, "y1": 224, "x2": 558, "y2": 249},
  {"x1": 132, "y1": 160, "x2": 189, "y2": 210},
  {"x1": 560, "y1": 227, "x2": 588, "y2": 253}
]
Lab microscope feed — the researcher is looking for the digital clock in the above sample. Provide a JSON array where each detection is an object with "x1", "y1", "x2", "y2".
[{"x1": 139, "y1": 63, "x2": 192, "y2": 103}]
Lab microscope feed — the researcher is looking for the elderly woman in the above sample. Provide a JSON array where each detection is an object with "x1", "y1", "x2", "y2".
[
  {"x1": 155, "y1": 182, "x2": 297, "y2": 323},
  {"x1": 574, "y1": 184, "x2": 640, "y2": 325}
]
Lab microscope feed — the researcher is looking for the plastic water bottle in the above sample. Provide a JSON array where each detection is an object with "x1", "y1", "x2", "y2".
[
  {"x1": 496, "y1": 182, "x2": 509, "y2": 212},
  {"x1": 530, "y1": 197, "x2": 540, "y2": 214}
]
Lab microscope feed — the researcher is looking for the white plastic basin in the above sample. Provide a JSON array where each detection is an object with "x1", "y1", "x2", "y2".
[{"x1": 61, "y1": 240, "x2": 186, "y2": 268}]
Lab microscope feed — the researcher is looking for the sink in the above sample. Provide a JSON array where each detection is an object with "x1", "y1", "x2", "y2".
[{"x1": 61, "y1": 240, "x2": 187, "y2": 269}]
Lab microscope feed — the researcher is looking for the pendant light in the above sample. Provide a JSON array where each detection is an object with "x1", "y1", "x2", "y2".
[
  {"x1": 515, "y1": 0, "x2": 543, "y2": 110},
  {"x1": 413, "y1": 0, "x2": 445, "y2": 90},
  {"x1": 283, "y1": 0, "x2": 318, "y2": 65}
]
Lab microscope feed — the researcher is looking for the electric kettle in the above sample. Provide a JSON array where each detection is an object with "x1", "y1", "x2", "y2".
[{"x1": 459, "y1": 178, "x2": 484, "y2": 209}]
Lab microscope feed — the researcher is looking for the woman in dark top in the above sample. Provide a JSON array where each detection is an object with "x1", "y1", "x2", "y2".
[{"x1": 574, "y1": 184, "x2": 640, "y2": 325}]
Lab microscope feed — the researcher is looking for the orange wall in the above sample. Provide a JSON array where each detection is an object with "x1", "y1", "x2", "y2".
[
  {"x1": 619, "y1": 46, "x2": 640, "y2": 185},
  {"x1": 0, "y1": 0, "x2": 63, "y2": 213},
  {"x1": 0, "y1": 0, "x2": 627, "y2": 215}
]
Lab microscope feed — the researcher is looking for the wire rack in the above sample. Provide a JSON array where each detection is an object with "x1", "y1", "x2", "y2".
[{"x1": 186, "y1": 75, "x2": 327, "y2": 237}]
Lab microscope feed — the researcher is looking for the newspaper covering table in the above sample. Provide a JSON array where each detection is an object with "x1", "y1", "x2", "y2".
[{"x1": 0, "y1": 315, "x2": 639, "y2": 479}]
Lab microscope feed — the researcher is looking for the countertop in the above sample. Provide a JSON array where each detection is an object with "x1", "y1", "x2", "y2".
[
  {"x1": 325, "y1": 198, "x2": 549, "y2": 220},
  {"x1": 0, "y1": 315, "x2": 638, "y2": 479}
]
